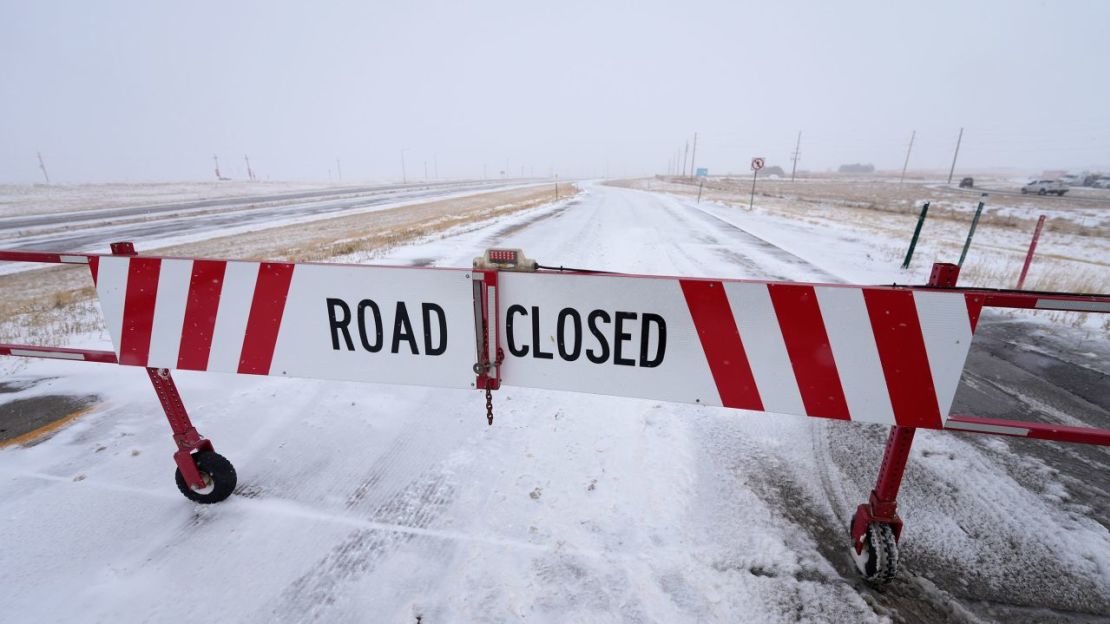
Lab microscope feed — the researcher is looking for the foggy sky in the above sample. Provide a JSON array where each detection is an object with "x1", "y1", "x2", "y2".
[{"x1": 2, "y1": 0, "x2": 1108, "y2": 183}]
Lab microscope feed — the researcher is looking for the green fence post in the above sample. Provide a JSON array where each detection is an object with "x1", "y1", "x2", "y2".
[
  {"x1": 958, "y1": 193, "x2": 988, "y2": 268},
  {"x1": 901, "y1": 202, "x2": 930, "y2": 269}
]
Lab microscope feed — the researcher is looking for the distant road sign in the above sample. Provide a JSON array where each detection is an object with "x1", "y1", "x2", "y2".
[
  {"x1": 751, "y1": 157, "x2": 765, "y2": 171},
  {"x1": 695, "y1": 168, "x2": 708, "y2": 178}
]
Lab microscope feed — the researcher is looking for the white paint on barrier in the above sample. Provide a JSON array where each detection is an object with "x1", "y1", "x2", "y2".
[
  {"x1": 95, "y1": 256, "x2": 130, "y2": 357},
  {"x1": 913, "y1": 290, "x2": 973, "y2": 422},
  {"x1": 815, "y1": 286, "x2": 896, "y2": 425},
  {"x1": 724, "y1": 282, "x2": 805, "y2": 416},
  {"x1": 146, "y1": 259, "x2": 193, "y2": 368},
  {"x1": 207, "y1": 261, "x2": 260, "y2": 372}
]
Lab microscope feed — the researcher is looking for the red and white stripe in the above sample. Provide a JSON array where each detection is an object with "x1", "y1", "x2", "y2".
[
  {"x1": 94, "y1": 255, "x2": 982, "y2": 429},
  {"x1": 96, "y1": 257, "x2": 294, "y2": 375},
  {"x1": 680, "y1": 279, "x2": 980, "y2": 428}
]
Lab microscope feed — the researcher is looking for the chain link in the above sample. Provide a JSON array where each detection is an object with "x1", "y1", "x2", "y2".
[{"x1": 480, "y1": 309, "x2": 495, "y2": 426}]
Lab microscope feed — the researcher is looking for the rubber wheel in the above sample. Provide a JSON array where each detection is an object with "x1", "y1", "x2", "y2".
[
  {"x1": 851, "y1": 523, "x2": 900, "y2": 584},
  {"x1": 175, "y1": 451, "x2": 237, "y2": 504},
  {"x1": 1038, "y1": 189, "x2": 1046, "y2": 195}
]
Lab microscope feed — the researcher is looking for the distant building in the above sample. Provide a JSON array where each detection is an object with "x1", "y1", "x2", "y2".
[
  {"x1": 761, "y1": 165, "x2": 786, "y2": 177},
  {"x1": 838, "y1": 163, "x2": 875, "y2": 173}
]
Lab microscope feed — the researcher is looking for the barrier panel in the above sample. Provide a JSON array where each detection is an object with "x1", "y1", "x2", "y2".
[{"x1": 1, "y1": 243, "x2": 1107, "y2": 584}]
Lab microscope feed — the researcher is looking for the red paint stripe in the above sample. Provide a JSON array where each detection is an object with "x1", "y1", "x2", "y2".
[
  {"x1": 177, "y1": 260, "x2": 226, "y2": 370},
  {"x1": 238, "y1": 263, "x2": 295, "y2": 375},
  {"x1": 88, "y1": 256, "x2": 100, "y2": 285},
  {"x1": 965, "y1": 294, "x2": 984, "y2": 333},
  {"x1": 863, "y1": 289, "x2": 942, "y2": 428},
  {"x1": 767, "y1": 284, "x2": 851, "y2": 420},
  {"x1": 680, "y1": 280, "x2": 762, "y2": 410},
  {"x1": 118, "y1": 258, "x2": 161, "y2": 366}
]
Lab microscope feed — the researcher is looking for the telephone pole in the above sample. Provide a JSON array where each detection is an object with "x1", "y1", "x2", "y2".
[
  {"x1": 947, "y1": 127, "x2": 964, "y2": 185},
  {"x1": 683, "y1": 140, "x2": 690, "y2": 178},
  {"x1": 689, "y1": 132, "x2": 698, "y2": 178},
  {"x1": 213, "y1": 154, "x2": 223, "y2": 181},
  {"x1": 790, "y1": 131, "x2": 801, "y2": 182},
  {"x1": 400, "y1": 149, "x2": 408, "y2": 183},
  {"x1": 36, "y1": 152, "x2": 50, "y2": 184},
  {"x1": 244, "y1": 155, "x2": 255, "y2": 181},
  {"x1": 336, "y1": 158, "x2": 342, "y2": 181},
  {"x1": 899, "y1": 130, "x2": 915, "y2": 186}
]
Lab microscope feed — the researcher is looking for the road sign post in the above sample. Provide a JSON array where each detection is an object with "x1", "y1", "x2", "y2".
[
  {"x1": 901, "y1": 202, "x2": 930, "y2": 269},
  {"x1": 749, "y1": 157, "x2": 764, "y2": 210}
]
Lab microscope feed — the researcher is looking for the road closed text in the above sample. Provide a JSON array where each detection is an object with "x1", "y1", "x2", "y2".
[
  {"x1": 326, "y1": 298, "x2": 447, "y2": 355},
  {"x1": 505, "y1": 305, "x2": 667, "y2": 367}
]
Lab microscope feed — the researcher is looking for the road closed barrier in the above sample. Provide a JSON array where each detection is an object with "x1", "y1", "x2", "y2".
[{"x1": 1, "y1": 243, "x2": 1107, "y2": 585}]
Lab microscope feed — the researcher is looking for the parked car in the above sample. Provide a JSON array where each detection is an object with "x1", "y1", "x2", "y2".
[
  {"x1": 1093, "y1": 177, "x2": 1110, "y2": 189},
  {"x1": 1021, "y1": 179, "x2": 1068, "y2": 195},
  {"x1": 959, "y1": 177, "x2": 974, "y2": 188}
]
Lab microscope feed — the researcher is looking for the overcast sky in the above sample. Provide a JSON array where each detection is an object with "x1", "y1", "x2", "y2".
[{"x1": 2, "y1": 0, "x2": 1108, "y2": 183}]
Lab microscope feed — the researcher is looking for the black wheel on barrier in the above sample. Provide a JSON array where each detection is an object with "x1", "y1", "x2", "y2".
[
  {"x1": 175, "y1": 451, "x2": 237, "y2": 504},
  {"x1": 850, "y1": 522, "x2": 900, "y2": 584}
]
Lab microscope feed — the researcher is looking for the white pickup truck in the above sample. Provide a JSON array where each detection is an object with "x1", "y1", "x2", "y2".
[{"x1": 1021, "y1": 179, "x2": 1068, "y2": 196}]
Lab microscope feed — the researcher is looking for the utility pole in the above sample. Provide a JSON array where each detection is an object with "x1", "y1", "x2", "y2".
[
  {"x1": 689, "y1": 132, "x2": 698, "y2": 179},
  {"x1": 947, "y1": 127, "x2": 964, "y2": 185},
  {"x1": 899, "y1": 130, "x2": 915, "y2": 186},
  {"x1": 36, "y1": 152, "x2": 50, "y2": 184},
  {"x1": 790, "y1": 131, "x2": 801, "y2": 182},
  {"x1": 683, "y1": 140, "x2": 689, "y2": 178},
  {"x1": 213, "y1": 154, "x2": 223, "y2": 181},
  {"x1": 244, "y1": 155, "x2": 255, "y2": 181},
  {"x1": 400, "y1": 149, "x2": 408, "y2": 183}
]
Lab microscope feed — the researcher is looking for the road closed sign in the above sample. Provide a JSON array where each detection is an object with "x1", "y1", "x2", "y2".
[
  {"x1": 94, "y1": 256, "x2": 478, "y2": 389},
  {"x1": 93, "y1": 253, "x2": 980, "y2": 428},
  {"x1": 498, "y1": 271, "x2": 719, "y2": 405},
  {"x1": 498, "y1": 270, "x2": 977, "y2": 429}
]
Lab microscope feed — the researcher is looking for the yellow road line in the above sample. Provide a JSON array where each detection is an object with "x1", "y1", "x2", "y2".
[{"x1": 0, "y1": 405, "x2": 98, "y2": 449}]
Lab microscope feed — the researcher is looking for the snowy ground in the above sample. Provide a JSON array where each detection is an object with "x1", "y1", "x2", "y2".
[{"x1": 0, "y1": 182, "x2": 1107, "y2": 623}]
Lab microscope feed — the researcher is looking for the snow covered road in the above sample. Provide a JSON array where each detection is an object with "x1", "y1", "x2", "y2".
[{"x1": 1, "y1": 182, "x2": 1107, "y2": 623}]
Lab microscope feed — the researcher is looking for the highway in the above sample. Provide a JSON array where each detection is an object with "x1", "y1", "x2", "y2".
[{"x1": 0, "y1": 179, "x2": 540, "y2": 257}]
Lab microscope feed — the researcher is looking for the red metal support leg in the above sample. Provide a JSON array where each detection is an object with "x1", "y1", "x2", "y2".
[
  {"x1": 851, "y1": 426, "x2": 915, "y2": 549},
  {"x1": 146, "y1": 367, "x2": 213, "y2": 490}
]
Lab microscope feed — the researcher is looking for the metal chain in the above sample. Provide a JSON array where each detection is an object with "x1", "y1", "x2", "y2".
[{"x1": 480, "y1": 312, "x2": 494, "y2": 426}]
